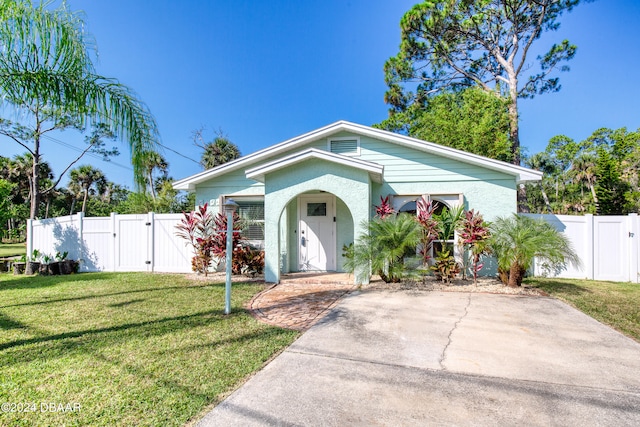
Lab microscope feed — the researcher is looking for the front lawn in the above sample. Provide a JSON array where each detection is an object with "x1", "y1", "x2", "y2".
[
  {"x1": 527, "y1": 277, "x2": 640, "y2": 342},
  {"x1": 0, "y1": 272, "x2": 298, "y2": 426}
]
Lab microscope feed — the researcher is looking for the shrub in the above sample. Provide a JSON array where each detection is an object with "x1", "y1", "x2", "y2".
[
  {"x1": 345, "y1": 213, "x2": 422, "y2": 283},
  {"x1": 459, "y1": 209, "x2": 491, "y2": 285},
  {"x1": 232, "y1": 245, "x2": 264, "y2": 277},
  {"x1": 175, "y1": 204, "x2": 215, "y2": 275},
  {"x1": 430, "y1": 249, "x2": 461, "y2": 283},
  {"x1": 416, "y1": 196, "x2": 439, "y2": 265},
  {"x1": 176, "y1": 204, "x2": 262, "y2": 276},
  {"x1": 488, "y1": 214, "x2": 581, "y2": 287}
]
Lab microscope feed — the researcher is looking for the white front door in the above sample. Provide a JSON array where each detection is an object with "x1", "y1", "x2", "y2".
[{"x1": 298, "y1": 195, "x2": 336, "y2": 271}]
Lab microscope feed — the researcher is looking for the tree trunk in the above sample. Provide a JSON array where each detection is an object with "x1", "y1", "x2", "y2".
[
  {"x1": 148, "y1": 172, "x2": 156, "y2": 200},
  {"x1": 507, "y1": 72, "x2": 530, "y2": 213},
  {"x1": 507, "y1": 262, "x2": 526, "y2": 287},
  {"x1": 81, "y1": 188, "x2": 88, "y2": 213},
  {"x1": 589, "y1": 184, "x2": 599, "y2": 214},
  {"x1": 30, "y1": 153, "x2": 40, "y2": 219},
  {"x1": 541, "y1": 185, "x2": 552, "y2": 213},
  {"x1": 29, "y1": 121, "x2": 43, "y2": 220},
  {"x1": 508, "y1": 97, "x2": 520, "y2": 165}
]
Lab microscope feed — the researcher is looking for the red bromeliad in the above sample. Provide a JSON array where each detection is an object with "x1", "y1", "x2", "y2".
[
  {"x1": 416, "y1": 195, "x2": 439, "y2": 264},
  {"x1": 459, "y1": 209, "x2": 490, "y2": 285},
  {"x1": 375, "y1": 195, "x2": 395, "y2": 219}
]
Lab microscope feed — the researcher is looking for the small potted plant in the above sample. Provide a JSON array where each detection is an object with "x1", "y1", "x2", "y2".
[
  {"x1": 25, "y1": 250, "x2": 41, "y2": 275},
  {"x1": 56, "y1": 251, "x2": 71, "y2": 274},
  {"x1": 45, "y1": 251, "x2": 66, "y2": 275},
  {"x1": 12, "y1": 254, "x2": 26, "y2": 275},
  {"x1": 39, "y1": 253, "x2": 53, "y2": 275}
]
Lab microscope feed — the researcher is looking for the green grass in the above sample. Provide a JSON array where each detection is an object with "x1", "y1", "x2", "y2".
[
  {"x1": 0, "y1": 272, "x2": 298, "y2": 426},
  {"x1": 527, "y1": 277, "x2": 640, "y2": 342},
  {"x1": 0, "y1": 242, "x2": 25, "y2": 258}
]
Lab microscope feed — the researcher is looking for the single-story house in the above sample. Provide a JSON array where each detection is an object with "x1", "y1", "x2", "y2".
[{"x1": 173, "y1": 121, "x2": 542, "y2": 283}]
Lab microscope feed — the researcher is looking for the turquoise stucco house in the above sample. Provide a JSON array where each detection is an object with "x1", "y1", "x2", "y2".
[{"x1": 173, "y1": 121, "x2": 542, "y2": 283}]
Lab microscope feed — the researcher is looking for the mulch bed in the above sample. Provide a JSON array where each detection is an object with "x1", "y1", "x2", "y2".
[{"x1": 363, "y1": 275, "x2": 546, "y2": 296}]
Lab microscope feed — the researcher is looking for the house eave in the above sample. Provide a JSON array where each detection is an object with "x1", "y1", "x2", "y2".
[
  {"x1": 245, "y1": 148, "x2": 384, "y2": 183},
  {"x1": 172, "y1": 120, "x2": 542, "y2": 190}
]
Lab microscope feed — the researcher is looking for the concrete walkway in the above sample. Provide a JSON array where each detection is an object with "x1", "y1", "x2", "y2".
[{"x1": 199, "y1": 290, "x2": 640, "y2": 426}]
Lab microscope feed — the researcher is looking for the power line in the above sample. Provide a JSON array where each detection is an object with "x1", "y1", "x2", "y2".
[
  {"x1": 157, "y1": 141, "x2": 201, "y2": 165},
  {"x1": 40, "y1": 134, "x2": 134, "y2": 171}
]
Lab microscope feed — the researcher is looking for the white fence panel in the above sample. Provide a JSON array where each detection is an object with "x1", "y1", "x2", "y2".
[
  {"x1": 527, "y1": 214, "x2": 592, "y2": 280},
  {"x1": 114, "y1": 214, "x2": 151, "y2": 272},
  {"x1": 153, "y1": 213, "x2": 192, "y2": 273},
  {"x1": 524, "y1": 213, "x2": 639, "y2": 283},
  {"x1": 28, "y1": 212, "x2": 193, "y2": 273},
  {"x1": 28, "y1": 215, "x2": 81, "y2": 261},
  {"x1": 593, "y1": 216, "x2": 629, "y2": 282},
  {"x1": 82, "y1": 216, "x2": 113, "y2": 272}
]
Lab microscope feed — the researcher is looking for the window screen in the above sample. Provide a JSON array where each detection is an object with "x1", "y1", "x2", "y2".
[{"x1": 236, "y1": 200, "x2": 264, "y2": 240}]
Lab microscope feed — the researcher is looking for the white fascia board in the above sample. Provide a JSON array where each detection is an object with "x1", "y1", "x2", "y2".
[
  {"x1": 338, "y1": 122, "x2": 543, "y2": 183},
  {"x1": 246, "y1": 148, "x2": 384, "y2": 183},
  {"x1": 172, "y1": 121, "x2": 354, "y2": 190},
  {"x1": 172, "y1": 120, "x2": 542, "y2": 190}
]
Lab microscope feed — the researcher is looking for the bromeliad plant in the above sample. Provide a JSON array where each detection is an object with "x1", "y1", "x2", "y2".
[
  {"x1": 176, "y1": 203, "x2": 251, "y2": 276},
  {"x1": 175, "y1": 203, "x2": 215, "y2": 275},
  {"x1": 375, "y1": 195, "x2": 395, "y2": 219},
  {"x1": 459, "y1": 209, "x2": 491, "y2": 285},
  {"x1": 416, "y1": 196, "x2": 439, "y2": 265}
]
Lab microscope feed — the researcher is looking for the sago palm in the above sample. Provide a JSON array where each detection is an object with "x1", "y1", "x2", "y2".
[
  {"x1": 489, "y1": 214, "x2": 581, "y2": 287},
  {"x1": 346, "y1": 213, "x2": 422, "y2": 283}
]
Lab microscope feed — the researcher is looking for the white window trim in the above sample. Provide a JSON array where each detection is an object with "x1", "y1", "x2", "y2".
[
  {"x1": 393, "y1": 193, "x2": 464, "y2": 264},
  {"x1": 327, "y1": 136, "x2": 361, "y2": 156},
  {"x1": 221, "y1": 195, "x2": 265, "y2": 244}
]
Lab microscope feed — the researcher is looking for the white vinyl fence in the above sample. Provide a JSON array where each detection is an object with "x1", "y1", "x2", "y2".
[
  {"x1": 27, "y1": 213, "x2": 193, "y2": 273},
  {"x1": 28, "y1": 212, "x2": 640, "y2": 283},
  {"x1": 523, "y1": 213, "x2": 639, "y2": 283}
]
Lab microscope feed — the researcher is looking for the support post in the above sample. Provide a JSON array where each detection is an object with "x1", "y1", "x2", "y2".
[{"x1": 223, "y1": 199, "x2": 239, "y2": 315}]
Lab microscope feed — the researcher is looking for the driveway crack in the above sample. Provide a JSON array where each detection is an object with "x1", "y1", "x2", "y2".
[{"x1": 439, "y1": 293, "x2": 472, "y2": 370}]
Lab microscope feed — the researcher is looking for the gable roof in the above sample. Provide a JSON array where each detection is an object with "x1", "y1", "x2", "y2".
[
  {"x1": 172, "y1": 120, "x2": 542, "y2": 190},
  {"x1": 245, "y1": 148, "x2": 384, "y2": 183}
]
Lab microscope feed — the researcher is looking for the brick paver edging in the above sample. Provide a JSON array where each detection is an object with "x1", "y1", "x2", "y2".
[{"x1": 247, "y1": 282, "x2": 356, "y2": 331}]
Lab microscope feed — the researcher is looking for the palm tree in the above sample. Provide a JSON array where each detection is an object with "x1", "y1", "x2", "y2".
[
  {"x1": 489, "y1": 215, "x2": 580, "y2": 287},
  {"x1": 140, "y1": 151, "x2": 168, "y2": 200},
  {"x1": 0, "y1": 0, "x2": 158, "y2": 219},
  {"x1": 345, "y1": 213, "x2": 422, "y2": 283},
  {"x1": 69, "y1": 165, "x2": 106, "y2": 214},
  {"x1": 200, "y1": 136, "x2": 241, "y2": 169},
  {"x1": 525, "y1": 152, "x2": 557, "y2": 213},
  {"x1": 570, "y1": 154, "x2": 598, "y2": 212}
]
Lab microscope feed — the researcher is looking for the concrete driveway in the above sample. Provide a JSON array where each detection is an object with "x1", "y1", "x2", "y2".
[{"x1": 197, "y1": 290, "x2": 640, "y2": 426}]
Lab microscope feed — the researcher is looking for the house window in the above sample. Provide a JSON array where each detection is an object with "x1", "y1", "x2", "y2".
[
  {"x1": 398, "y1": 197, "x2": 454, "y2": 259},
  {"x1": 235, "y1": 199, "x2": 264, "y2": 241},
  {"x1": 307, "y1": 202, "x2": 327, "y2": 217},
  {"x1": 328, "y1": 137, "x2": 360, "y2": 156}
]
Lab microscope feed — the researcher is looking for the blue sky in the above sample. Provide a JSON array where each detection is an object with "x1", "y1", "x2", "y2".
[{"x1": 3, "y1": 0, "x2": 640, "y2": 189}]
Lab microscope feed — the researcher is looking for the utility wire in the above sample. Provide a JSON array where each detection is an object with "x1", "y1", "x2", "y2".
[
  {"x1": 156, "y1": 141, "x2": 201, "y2": 165},
  {"x1": 41, "y1": 134, "x2": 134, "y2": 170}
]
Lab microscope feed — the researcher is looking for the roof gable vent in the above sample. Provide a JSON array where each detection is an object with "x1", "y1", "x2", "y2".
[{"x1": 328, "y1": 137, "x2": 360, "y2": 156}]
